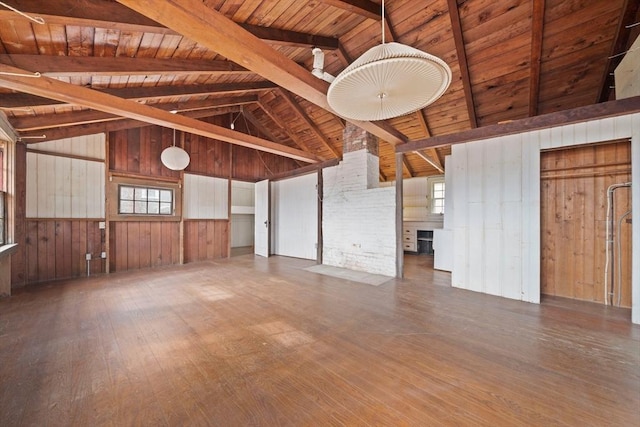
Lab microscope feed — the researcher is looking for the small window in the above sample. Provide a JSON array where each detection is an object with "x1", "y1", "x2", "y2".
[
  {"x1": 118, "y1": 185, "x2": 174, "y2": 216},
  {"x1": 431, "y1": 181, "x2": 445, "y2": 214}
]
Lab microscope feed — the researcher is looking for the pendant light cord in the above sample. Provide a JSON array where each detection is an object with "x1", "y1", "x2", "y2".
[{"x1": 381, "y1": 0, "x2": 385, "y2": 44}]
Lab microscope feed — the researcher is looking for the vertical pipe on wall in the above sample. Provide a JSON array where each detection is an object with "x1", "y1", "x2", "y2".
[{"x1": 604, "y1": 182, "x2": 631, "y2": 305}]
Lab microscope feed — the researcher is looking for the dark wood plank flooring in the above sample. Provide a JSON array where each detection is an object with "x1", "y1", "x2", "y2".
[{"x1": 1, "y1": 254, "x2": 638, "y2": 426}]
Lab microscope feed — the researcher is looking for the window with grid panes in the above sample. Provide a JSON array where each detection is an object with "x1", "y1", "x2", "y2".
[
  {"x1": 118, "y1": 185, "x2": 174, "y2": 216},
  {"x1": 431, "y1": 181, "x2": 445, "y2": 214}
]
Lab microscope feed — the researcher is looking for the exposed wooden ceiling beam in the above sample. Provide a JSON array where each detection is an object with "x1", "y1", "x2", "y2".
[
  {"x1": 115, "y1": 0, "x2": 407, "y2": 147},
  {"x1": 278, "y1": 89, "x2": 341, "y2": 159},
  {"x1": 0, "y1": 82, "x2": 276, "y2": 109},
  {"x1": 597, "y1": 0, "x2": 640, "y2": 103},
  {"x1": 414, "y1": 151, "x2": 444, "y2": 174},
  {"x1": 528, "y1": 0, "x2": 545, "y2": 117},
  {"x1": 402, "y1": 157, "x2": 414, "y2": 178},
  {"x1": 11, "y1": 96, "x2": 258, "y2": 131},
  {"x1": 17, "y1": 107, "x2": 242, "y2": 143},
  {"x1": 256, "y1": 97, "x2": 318, "y2": 158},
  {"x1": 0, "y1": 0, "x2": 339, "y2": 50},
  {"x1": 415, "y1": 105, "x2": 444, "y2": 172},
  {"x1": 399, "y1": 96, "x2": 640, "y2": 152},
  {"x1": 446, "y1": 0, "x2": 477, "y2": 128},
  {"x1": 0, "y1": 64, "x2": 318, "y2": 163},
  {"x1": 0, "y1": 54, "x2": 250, "y2": 77},
  {"x1": 317, "y1": 0, "x2": 381, "y2": 21}
]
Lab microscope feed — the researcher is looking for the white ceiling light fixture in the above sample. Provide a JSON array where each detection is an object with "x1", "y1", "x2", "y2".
[
  {"x1": 326, "y1": 0, "x2": 452, "y2": 121},
  {"x1": 161, "y1": 128, "x2": 190, "y2": 171}
]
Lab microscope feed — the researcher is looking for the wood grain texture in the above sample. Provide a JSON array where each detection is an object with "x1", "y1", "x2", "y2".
[
  {"x1": 0, "y1": 254, "x2": 638, "y2": 425},
  {"x1": 21, "y1": 219, "x2": 105, "y2": 283},
  {"x1": 541, "y1": 140, "x2": 632, "y2": 306}
]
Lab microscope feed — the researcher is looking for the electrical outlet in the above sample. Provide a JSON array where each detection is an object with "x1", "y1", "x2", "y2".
[
  {"x1": 101, "y1": 252, "x2": 107, "y2": 259},
  {"x1": 99, "y1": 221, "x2": 106, "y2": 229},
  {"x1": 85, "y1": 253, "x2": 92, "y2": 261}
]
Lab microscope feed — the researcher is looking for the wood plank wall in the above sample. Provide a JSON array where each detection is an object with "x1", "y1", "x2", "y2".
[
  {"x1": 24, "y1": 219, "x2": 104, "y2": 283},
  {"x1": 541, "y1": 140, "x2": 632, "y2": 307},
  {"x1": 11, "y1": 122, "x2": 300, "y2": 285},
  {"x1": 109, "y1": 222, "x2": 180, "y2": 272},
  {"x1": 183, "y1": 220, "x2": 229, "y2": 263}
]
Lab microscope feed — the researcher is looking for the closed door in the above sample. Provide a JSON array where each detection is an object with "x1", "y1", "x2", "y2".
[{"x1": 540, "y1": 140, "x2": 632, "y2": 307}]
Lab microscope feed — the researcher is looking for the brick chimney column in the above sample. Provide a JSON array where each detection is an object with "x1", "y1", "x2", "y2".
[{"x1": 342, "y1": 122, "x2": 379, "y2": 189}]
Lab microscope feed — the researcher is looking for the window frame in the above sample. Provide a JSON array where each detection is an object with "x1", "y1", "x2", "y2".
[
  {"x1": 108, "y1": 174, "x2": 182, "y2": 222},
  {"x1": 118, "y1": 184, "x2": 175, "y2": 216},
  {"x1": 429, "y1": 178, "x2": 445, "y2": 215}
]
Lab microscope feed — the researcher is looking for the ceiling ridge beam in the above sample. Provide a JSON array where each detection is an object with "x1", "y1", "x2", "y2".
[
  {"x1": 446, "y1": 0, "x2": 477, "y2": 129},
  {"x1": 0, "y1": 1, "x2": 339, "y2": 50},
  {"x1": 115, "y1": 0, "x2": 406, "y2": 147},
  {"x1": 11, "y1": 95, "x2": 258, "y2": 131},
  {"x1": 528, "y1": 0, "x2": 545, "y2": 117},
  {"x1": 0, "y1": 64, "x2": 318, "y2": 163},
  {"x1": 317, "y1": 0, "x2": 381, "y2": 21},
  {"x1": 0, "y1": 54, "x2": 251, "y2": 77}
]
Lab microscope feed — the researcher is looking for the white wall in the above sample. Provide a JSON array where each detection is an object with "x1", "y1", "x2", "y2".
[
  {"x1": 323, "y1": 151, "x2": 396, "y2": 276},
  {"x1": 271, "y1": 173, "x2": 317, "y2": 260},
  {"x1": 231, "y1": 214, "x2": 254, "y2": 247},
  {"x1": 231, "y1": 180, "x2": 255, "y2": 248},
  {"x1": 25, "y1": 134, "x2": 105, "y2": 218},
  {"x1": 445, "y1": 112, "x2": 640, "y2": 323},
  {"x1": 183, "y1": 174, "x2": 228, "y2": 219}
]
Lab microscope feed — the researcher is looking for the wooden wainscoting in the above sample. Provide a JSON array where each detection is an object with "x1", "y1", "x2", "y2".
[
  {"x1": 541, "y1": 139, "x2": 632, "y2": 306},
  {"x1": 23, "y1": 219, "x2": 105, "y2": 283},
  {"x1": 109, "y1": 221, "x2": 180, "y2": 272},
  {"x1": 184, "y1": 219, "x2": 229, "y2": 262}
]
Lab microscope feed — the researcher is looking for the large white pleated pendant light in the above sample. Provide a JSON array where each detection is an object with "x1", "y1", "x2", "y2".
[
  {"x1": 161, "y1": 128, "x2": 190, "y2": 171},
  {"x1": 327, "y1": 0, "x2": 451, "y2": 121}
]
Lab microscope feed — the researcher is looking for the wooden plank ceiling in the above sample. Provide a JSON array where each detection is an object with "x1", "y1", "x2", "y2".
[{"x1": 0, "y1": 0, "x2": 638, "y2": 179}]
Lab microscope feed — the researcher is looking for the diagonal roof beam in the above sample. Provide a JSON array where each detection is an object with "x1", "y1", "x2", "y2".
[
  {"x1": 317, "y1": 0, "x2": 381, "y2": 20},
  {"x1": 0, "y1": 81, "x2": 276, "y2": 109},
  {"x1": 0, "y1": 54, "x2": 250, "y2": 77},
  {"x1": 0, "y1": 64, "x2": 319, "y2": 163},
  {"x1": 115, "y1": 0, "x2": 407, "y2": 146},
  {"x1": 528, "y1": 0, "x2": 545, "y2": 117},
  {"x1": 446, "y1": 0, "x2": 477, "y2": 128},
  {"x1": 414, "y1": 110, "x2": 444, "y2": 172},
  {"x1": 11, "y1": 95, "x2": 258, "y2": 131},
  {"x1": 0, "y1": 0, "x2": 339, "y2": 50},
  {"x1": 277, "y1": 89, "x2": 341, "y2": 159},
  {"x1": 256, "y1": 96, "x2": 320, "y2": 159}
]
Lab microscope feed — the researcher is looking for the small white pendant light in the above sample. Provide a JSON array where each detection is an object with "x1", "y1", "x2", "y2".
[
  {"x1": 161, "y1": 128, "x2": 190, "y2": 170},
  {"x1": 327, "y1": 0, "x2": 451, "y2": 121}
]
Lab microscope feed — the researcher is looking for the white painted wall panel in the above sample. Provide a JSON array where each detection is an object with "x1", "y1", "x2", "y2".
[
  {"x1": 29, "y1": 133, "x2": 105, "y2": 159},
  {"x1": 445, "y1": 112, "x2": 639, "y2": 322},
  {"x1": 183, "y1": 174, "x2": 228, "y2": 219},
  {"x1": 272, "y1": 173, "x2": 317, "y2": 260},
  {"x1": 26, "y1": 152, "x2": 105, "y2": 218},
  {"x1": 231, "y1": 214, "x2": 254, "y2": 248}
]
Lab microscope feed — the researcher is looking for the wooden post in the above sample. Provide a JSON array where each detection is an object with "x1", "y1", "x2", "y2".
[
  {"x1": 317, "y1": 167, "x2": 323, "y2": 264},
  {"x1": 395, "y1": 152, "x2": 404, "y2": 278}
]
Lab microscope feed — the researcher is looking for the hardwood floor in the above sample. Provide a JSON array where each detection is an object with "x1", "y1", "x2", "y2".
[{"x1": 1, "y1": 255, "x2": 638, "y2": 426}]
